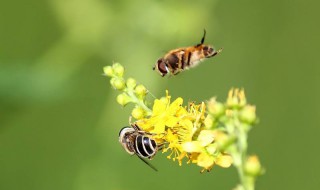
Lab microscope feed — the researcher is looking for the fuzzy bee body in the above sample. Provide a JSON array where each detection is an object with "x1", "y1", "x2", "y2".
[
  {"x1": 153, "y1": 30, "x2": 222, "y2": 76},
  {"x1": 119, "y1": 124, "x2": 158, "y2": 171}
]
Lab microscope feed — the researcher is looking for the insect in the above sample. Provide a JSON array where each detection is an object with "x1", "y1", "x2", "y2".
[
  {"x1": 153, "y1": 30, "x2": 222, "y2": 76},
  {"x1": 119, "y1": 124, "x2": 159, "y2": 171}
]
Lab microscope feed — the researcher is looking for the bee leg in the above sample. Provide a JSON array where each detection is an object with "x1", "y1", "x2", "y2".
[
  {"x1": 131, "y1": 123, "x2": 141, "y2": 131},
  {"x1": 157, "y1": 143, "x2": 165, "y2": 151},
  {"x1": 173, "y1": 71, "x2": 180, "y2": 76},
  {"x1": 136, "y1": 155, "x2": 158, "y2": 171}
]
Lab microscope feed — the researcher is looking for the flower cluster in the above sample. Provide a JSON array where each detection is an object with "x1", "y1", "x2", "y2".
[
  {"x1": 104, "y1": 63, "x2": 263, "y2": 189},
  {"x1": 103, "y1": 63, "x2": 152, "y2": 119},
  {"x1": 135, "y1": 92, "x2": 233, "y2": 172}
]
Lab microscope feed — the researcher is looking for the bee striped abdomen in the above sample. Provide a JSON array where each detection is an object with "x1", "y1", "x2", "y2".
[
  {"x1": 180, "y1": 52, "x2": 186, "y2": 69},
  {"x1": 186, "y1": 51, "x2": 192, "y2": 67},
  {"x1": 135, "y1": 135, "x2": 157, "y2": 158},
  {"x1": 119, "y1": 125, "x2": 159, "y2": 171}
]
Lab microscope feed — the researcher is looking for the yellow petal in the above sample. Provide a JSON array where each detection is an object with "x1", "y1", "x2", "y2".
[
  {"x1": 135, "y1": 119, "x2": 152, "y2": 131},
  {"x1": 165, "y1": 129, "x2": 179, "y2": 142},
  {"x1": 182, "y1": 141, "x2": 202, "y2": 153},
  {"x1": 216, "y1": 154, "x2": 233, "y2": 168},
  {"x1": 197, "y1": 152, "x2": 214, "y2": 169},
  {"x1": 152, "y1": 122, "x2": 166, "y2": 134},
  {"x1": 204, "y1": 116, "x2": 212, "y2": 129},
  {"x1": 165, "y1": 116, "x2": 179, "y2": 128},
  {"x1": 168, "y1": 97, "x2": 183, "y2": 115},
  {"x1": 152, "y1": 99, "x2": 167, "y2": 116},
  {"x1": 206, "y1": 144, "x2": 217, "y2": 155},
  {"x1": 197, "y1": 130, "x2": 215, "y2": 146},
  {"x1": 178, "y1": 119, "x2": 193, "y2": 141},
  {"x1": 176, "y1": 106, "x2": 188, "y2": 116}
]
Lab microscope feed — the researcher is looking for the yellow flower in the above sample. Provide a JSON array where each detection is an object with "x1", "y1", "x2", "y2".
[
  {"x1": 136, "y1": 91, "x2": 187, "y2": 134},
  {"x1": 182, "y1": 130, "x2": 233, "y2": 172},
  {"x1": 135, "y1": 91, "x2": 207, "y2": 165},
  {"x1": 135, "y1": 90, "x2": 233, "y2": 171}
]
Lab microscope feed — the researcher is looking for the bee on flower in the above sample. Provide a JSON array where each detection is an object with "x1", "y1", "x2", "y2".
[{"x1": 135, "y1": 91, "x2": 233, "y2": 171}]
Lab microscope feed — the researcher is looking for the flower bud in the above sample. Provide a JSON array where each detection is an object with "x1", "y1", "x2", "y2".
[
  {"x1": 112, "y1": 63, "x2": 124, "y2": 77},
  {"x1": 103, "y1": 66, "x2": 114, "y2": 77},
  {"x1": 244, "y1": 155, "x2": 262, "y2": 176},
  {"x1": 110, "y1": 78, "x2": 116, "y2": 86},
  {"x1": 116, "y1": 93, "x2": 131, "y2": 106},
  {"x1": 226, "y1": 88, "x2": 246, "y2": 108},
  {"x1": 240, "y1": 105, "x2": 257, "y2": 124},
  {"x1": 207, "y1": 98, "x2": 224, "y2": 116},
  {"x1": 135, "y1": 84, "x2": 147, "y2": 98},
  {"x1": 131, "y1": 107, "x2": 145, "y2": 120},
  {"x1": 126, "y1": 78, "x2": 137, "y2": 89},
  {"x1": 214, "y1": 131, "x2": 235, "y2": 151},
  {"x1": 111, "y1": 78, "x2": 125, "y2": 90}
]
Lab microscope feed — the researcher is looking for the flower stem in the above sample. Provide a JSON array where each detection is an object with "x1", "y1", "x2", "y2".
[
  {"x1": 232, "y1": 119, "x2": 255, "y2": 190},
  {"x1": 125, "y1": 88, "x2": 152, "y2": 116}
]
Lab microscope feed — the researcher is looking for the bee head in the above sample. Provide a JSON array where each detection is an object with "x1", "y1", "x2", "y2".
[
  {"x1": 154, "y1": 58, "x2": 168, "y2": 77},
  {"x1": 119, "y1": 127, "x2": 135, "y2": 155},
  {"x1": 203, "y1": 46, "x2": 222, "y2": 58}
]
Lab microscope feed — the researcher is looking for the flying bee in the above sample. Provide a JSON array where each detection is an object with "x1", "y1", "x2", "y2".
[
  {"x1": 153, "y1": 30, "x2": 222, "y2": 76},
  {"x1": 119, "y1": 124, "x2": 159, "y2": 171}
]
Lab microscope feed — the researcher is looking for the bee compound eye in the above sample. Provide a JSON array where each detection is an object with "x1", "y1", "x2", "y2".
[
  {"x1": 157, "y1": 61, "x2": 168, "y2": 74},
  {"x1": 119, "y1": 127, "x2": 134, "y2": 137}
]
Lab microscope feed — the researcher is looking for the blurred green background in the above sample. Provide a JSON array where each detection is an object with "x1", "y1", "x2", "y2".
[{"x1": 0, "y1": 0, "x2": 319, "y2": 189}]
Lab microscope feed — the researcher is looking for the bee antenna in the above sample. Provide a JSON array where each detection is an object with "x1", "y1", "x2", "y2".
[{"x1": 201, "y1": 29, "x2": 206, "y2": 44}]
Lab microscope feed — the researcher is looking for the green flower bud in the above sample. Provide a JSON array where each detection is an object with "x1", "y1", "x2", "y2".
[
  {"x1": 207, "y1": 98, "x2": 225, "y2": 116},
  {"x1": 131, "y1": 107, "x2": 145, "y2": 120},
  {"x1": 126, "y1": 78, "x2": 137, "y2": 89},
  {"x1": 240, "y1": 105, "x2": 257, "y2": 124},
  {"x1": 116, "y1": 93, "x2": 131, "y2": 106},
  {"x1": 112, "y1": 63, "x2": 124, "y2": 77},
  {"x1": 244, "y1": 155, "x2": 262, "y2": 176},
  {"x1": 110, "y1": 78, "x2": 116, "y2": 86},
  {"x1": 111, "y1": 78, "x2": 126, "y2": 90},
  {"x1": 135, "y1": 84, "x2": 147, "y2": 98},
  {"x1": 103, "y1": 66, "x2": 114, "y2": 77}
]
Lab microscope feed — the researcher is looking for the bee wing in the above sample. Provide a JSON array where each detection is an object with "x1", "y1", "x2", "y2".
[{"x1": 136, "y1": 155, "x2": 158, "y2": 172}]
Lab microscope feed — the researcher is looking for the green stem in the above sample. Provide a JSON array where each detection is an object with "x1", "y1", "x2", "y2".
[
  {"x1": 126, "y1": 88, "x2": 152, "y2": 116},
  {"x1": 234, "y1": 125, "x2": 255, "y2": 190}
]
